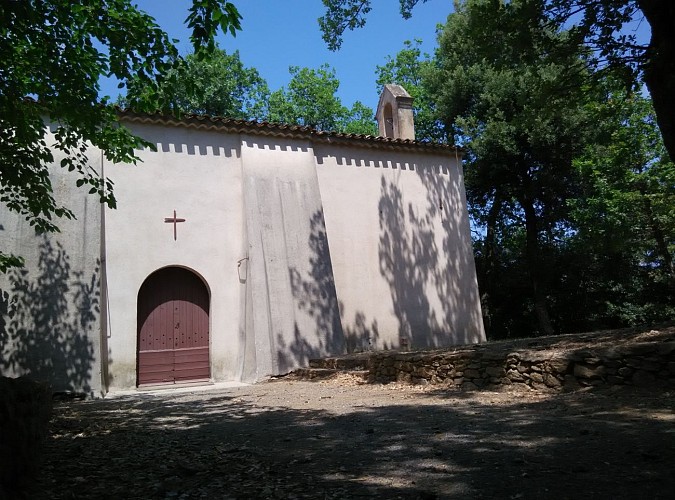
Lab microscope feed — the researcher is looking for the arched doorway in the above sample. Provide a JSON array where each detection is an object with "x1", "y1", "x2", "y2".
[{"x1": 137, "y1": 267, "x2": 210, "y2": 385}]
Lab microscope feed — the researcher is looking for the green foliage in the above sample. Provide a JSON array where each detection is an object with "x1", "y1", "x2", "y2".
[
  {"x1": 565, "y1": 85, "x2": 675, "y2": 327},
  {"x1": 376, "y1": 40, "x2": 446, "y2": 142},
  {"x1": 269, "y1": 65, "x2": 344, "y2": 131},
  {"x1": 186, "y1": 0, "x2": 242, "y2": 54},
  {"x1": 0, "y1": 0, "x2": 241, "y2": 272},
  {"x1": 544, "y1": 1, "x2": 675, "y2": 163},
  {"x1": 319, "y1": 0, "x2": 374, "y2": 51},
  {"x1": 321, "y1": 0, "x2": 675, "y2": 335},
  {"x1": 343, "y1": 101, "x2": 378, "y2": 135},
  {"x1": 121, "y1": 48, "x2": 270, "y2": 120},
  {"x1": 125, "y1": 55, "x2": 377, "y2": 133},
  {"x1": 319, "y1": 0, "x2": 428, "y2": 50},
  {"x1": 269, "y1": 64, "x2": 377, "y2": 134},
  {"x1": 546, "y1": 1, "x2": 643, "y2": 75},
  {"x1": 428, "y1": 0, "x2": 594, "y2": 336}
]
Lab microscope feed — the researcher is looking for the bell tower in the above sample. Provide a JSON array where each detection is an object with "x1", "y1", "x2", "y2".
[{"x1": 375, "y1": 84, "x2": 415, "y2": 141}]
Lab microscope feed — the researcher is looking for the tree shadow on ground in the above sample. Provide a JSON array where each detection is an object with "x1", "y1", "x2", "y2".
[
  {"x1": 30, "y1": 384, "x2": 675, "y2": 499},
  {"x1": 0, "y1": 238, "x2": 97, "y2": 393}
]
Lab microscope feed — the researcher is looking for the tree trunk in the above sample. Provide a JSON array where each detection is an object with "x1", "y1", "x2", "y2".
[
  {"x1": 480, "y1": 195, "x2": 502, "y2": 335},
  {"x1": 637, "y1": 0, "x2": 675, "y2": 162},
  {"x1": 520, "y1": 190, "x2": 555, "y2": 336},
  {"x1": 642, "y1": 191, "x2": 675, "y2": 281}
]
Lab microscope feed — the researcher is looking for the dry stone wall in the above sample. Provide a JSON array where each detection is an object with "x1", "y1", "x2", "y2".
[{"x1": 368, "y1": 338, "x2": 675, "y2": 391}]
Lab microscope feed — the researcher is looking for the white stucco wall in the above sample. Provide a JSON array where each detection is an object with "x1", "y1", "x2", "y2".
[
  {"x1": 239, "y1": 135, "x2": 343, "y2": 379},
  {"x1": 103, "y1": 122, "x2": 245, "y2": 390},
  {"x1": 0, "y1": 132, "x2": 103, "y2": 395},
  {"x1": 314, "y1": 144, "x2": 485, "y2": 351}
]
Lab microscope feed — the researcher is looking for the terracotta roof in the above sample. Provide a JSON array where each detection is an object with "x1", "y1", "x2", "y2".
[{"x1": 118, "y1": 109, "x2": 461, "y2": 155}]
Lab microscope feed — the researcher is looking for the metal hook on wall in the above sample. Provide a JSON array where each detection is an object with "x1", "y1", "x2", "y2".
[{"x1": 237, "y1": 256, "x2": 249, "y2": 283}]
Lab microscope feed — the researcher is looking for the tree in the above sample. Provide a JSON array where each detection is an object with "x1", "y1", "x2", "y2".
[
  {"x1": 343, "y1": 101, "x2": 379, "y2": 135},
  {"x1": 375, "y1": 40, "x2": 445, "y2": 142},
  {"x1": 268, "y1": 64, "x2": 377, "y2": 134},
  {"x1": 121, "y1": 48, "x2": 270, "y2": 121},
  {"x1": 319, "y1": 0, "x2": 428, "y2": 50},
  {"x1": 320, "y1": 0, "x2": 675, "y2": 162},
  {"x1": 426, "y1": 0, "x2": 594, "y2": 336},
  {"x1": 564, "y1": 83, "x2": 675, "y2": 328},
  {"x1": 545, "y1": 1, "x2": 675, "y2": 161},
  {"x1": 322, "y1": 0, "x2": 674, "y2": 336},
  {"x1": 0, "y1": 0, "x2": 241, "y2": 271}
]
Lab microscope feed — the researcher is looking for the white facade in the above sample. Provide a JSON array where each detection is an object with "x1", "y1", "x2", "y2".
[{"x1": 1, "y1": 111, "x2": 485, "y2": 395}]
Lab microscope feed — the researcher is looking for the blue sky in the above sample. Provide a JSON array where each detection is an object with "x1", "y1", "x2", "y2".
[{"x1": 101, "y1": 0, "x2": 453, "y2": 112}]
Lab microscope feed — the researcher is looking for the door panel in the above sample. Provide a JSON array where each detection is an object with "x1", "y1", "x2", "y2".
[{"x1": 137, "y1": 267, "x2": 209, "y2": 385}]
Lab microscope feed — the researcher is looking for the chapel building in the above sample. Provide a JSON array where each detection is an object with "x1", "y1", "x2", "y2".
[{"x1": 0, "y1": 85, "x2": 485, "y2": 395}]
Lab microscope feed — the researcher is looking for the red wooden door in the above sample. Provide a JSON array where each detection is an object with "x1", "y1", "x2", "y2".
[{"x1": 137, "y1": 267, "x2": 210, "y2": 385}]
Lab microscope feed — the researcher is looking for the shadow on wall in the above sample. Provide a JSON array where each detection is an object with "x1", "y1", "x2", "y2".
[
  {"x1": 378, "y1": 162, "x2": 483, "y2": 349},
  {"x1": 0, "y1": 238, "x2": 97, "y2": 393},
  {"x1": 279, "y1": 210, "x2": 345, "y2": 370},
  {"x1": 342, "y1": 310, "x2": 380, "y2": 352}
]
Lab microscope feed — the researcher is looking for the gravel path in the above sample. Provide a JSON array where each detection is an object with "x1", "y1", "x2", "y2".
[{"x1": 31, "y1": 377, "x2": 675, "y2": 499}]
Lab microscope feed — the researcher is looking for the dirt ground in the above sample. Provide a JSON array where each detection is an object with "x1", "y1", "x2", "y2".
[{"x1": 30, "y1": 371, "x2": 674, "y2": 499}]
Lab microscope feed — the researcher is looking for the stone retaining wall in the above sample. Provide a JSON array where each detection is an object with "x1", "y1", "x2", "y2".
[{"x1": 369, "y1": 339, "x2": 675, "y2": 391}]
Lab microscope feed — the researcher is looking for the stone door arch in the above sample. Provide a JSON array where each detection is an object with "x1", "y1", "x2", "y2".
[{"x1": 137, "y1": 267, "x2": 210, "y2": 385}]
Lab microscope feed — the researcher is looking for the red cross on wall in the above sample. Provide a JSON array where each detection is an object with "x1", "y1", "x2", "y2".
[{"x1": 164, "y1": 210, "x2": 186, "y2": 240}]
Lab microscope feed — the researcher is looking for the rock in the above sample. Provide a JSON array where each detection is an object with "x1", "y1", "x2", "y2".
[
  {"x1": 506, "y1": 369, "x2": 525, "y2": 382},
  {"x1": 601, "y1": 347, "x2": 625, "y2": 359},
  {"x1": 563, "y1": 374, "x2": 580, "y2": 391},
  {"x1": 547, "y1": 358, "x2": 570, "y2": 374},
  {"x1": 569, "y1": 349, "x2": 595, "y2": 362},
  {"x1": 400, "y1": 362, "x2": 413, "y2": 372},
  {"x1": 626, "y1": 358, "x2": 662, "y2": 372},
  {"x1": 518, "y1": 351, "x2": 550, "y2": 363},
  {"x1": 543, "y1": 373, "x2": 562, "y2": 388},
  {"x1": 626, "y1": 344, "x2": 657, "y2": 356},
  {"x1": 530, "y1": 372, "x2": 544, "y2": 383},
  {"x1": 486, "y1": 366, "x2": 506, "y2": 378},
  {"x1": 573, "y1": 364, "x2": 606, "y2": 379},
  {"x1": 481, "y1": 351, "x2": 507, "y2": 361},
  {"x1": 382, "y1": 357, "x2": 395, "y2": 367},
  {"x1": 631, "y1": 370, "x2": 656, "y2": 387},
  {"x1": 656, "y1": 342, "x2": 675, "y2": 356}
]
